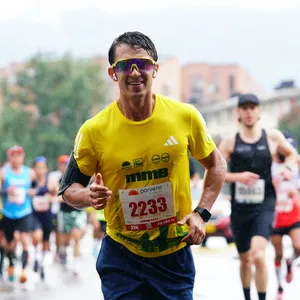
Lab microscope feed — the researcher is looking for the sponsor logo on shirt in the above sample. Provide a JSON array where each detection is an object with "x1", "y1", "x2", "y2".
[{"x1": 125, "y1": 168, "x2": 169, "y2": 183}]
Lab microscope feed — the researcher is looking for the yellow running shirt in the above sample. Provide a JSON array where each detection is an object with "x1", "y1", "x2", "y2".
[{"x1": 73, "y1": 94, "x2": 215, "y2": 257}]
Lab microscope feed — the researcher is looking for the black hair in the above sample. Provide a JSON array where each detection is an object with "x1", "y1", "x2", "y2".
[{"x1": 108, "y1": 31, "x2": 158, "y2": 65}]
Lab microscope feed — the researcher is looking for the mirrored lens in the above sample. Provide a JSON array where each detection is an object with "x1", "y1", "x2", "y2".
[
  {"x1": 115, "y1": 58, "x2": 154, "y2": 73},
  {"x1": 134, "y1": 59, "x2": 154, "y2": 72},
  {"x1": 115, "y1": 60, "x2": 131, "y2": 73}
]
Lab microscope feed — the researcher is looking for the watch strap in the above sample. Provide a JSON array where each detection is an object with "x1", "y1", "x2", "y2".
[{"x1": 193, "y1": 207, "x2": 212, "y2": 222}]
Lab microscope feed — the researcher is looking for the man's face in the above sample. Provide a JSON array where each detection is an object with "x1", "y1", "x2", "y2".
[
  {"x1": 108, "y1": 44, "x2": 159, "y2": 101},
  {"x1": 34, "y1": 162, "x2": 48, "y2": 176},
  {"x1": 237, "y1": 103, "x2": 260, "y2": 128},
  {"x1": 8, "y1": 153, "x2": 25, "y2": 167},
  {"x1": 58, "y1": 162, "x2": 68, "y2": 173}
]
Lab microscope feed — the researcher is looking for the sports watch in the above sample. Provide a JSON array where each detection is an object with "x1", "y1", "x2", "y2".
[{"x1": 193, "y1": 207, "x2": 212, "y2": 222}]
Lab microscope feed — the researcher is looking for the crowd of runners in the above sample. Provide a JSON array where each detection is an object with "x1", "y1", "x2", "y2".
[{"x1": 0, "y1": 148, "x2": 106, "y2": 284}]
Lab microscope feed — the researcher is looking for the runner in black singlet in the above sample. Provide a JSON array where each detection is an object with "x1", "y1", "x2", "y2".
[{"x1": 219, "y1": 94, "x2": 297, "y2": 300}]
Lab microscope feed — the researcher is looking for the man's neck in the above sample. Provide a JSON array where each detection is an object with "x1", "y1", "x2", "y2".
[
  {"x1": 11, "y1": 165, "x2": 22, "y2": 173},
  {"x1": 37, "y1": 175, "x2": 46, "y2": 183},
  {"x1": 240, "y1": 124, "x2": 262, "y2": 143},
  {"x1": 118, "y1": 93, "x2": 156, "y2": 121}
]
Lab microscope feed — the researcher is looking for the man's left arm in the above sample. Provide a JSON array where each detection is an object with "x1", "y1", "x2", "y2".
[
  {"x1": 178, "y1": 107, "x2": 227, "y2": 245},
  {"x1": 178, "y1": 149, "x2": 227, "y2": 245},
  {"x1": 188, "y1": 107, "x2": 227, "y2": 209},
  {"x1": 196, "y1": 148, "x2": 227, "y2": 210}
]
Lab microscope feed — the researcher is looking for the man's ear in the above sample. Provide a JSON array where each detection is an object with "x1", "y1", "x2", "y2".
[
  {"x1": 153, "y1": 64, "x2": 159, "y2": 78},
  {"x1": 108, "y1": 67, "x2": 117, "y2": 81}
]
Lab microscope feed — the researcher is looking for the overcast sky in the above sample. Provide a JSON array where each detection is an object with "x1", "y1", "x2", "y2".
[{"x1": 1, "y1": 0, "x2": 300, "y2": 91}]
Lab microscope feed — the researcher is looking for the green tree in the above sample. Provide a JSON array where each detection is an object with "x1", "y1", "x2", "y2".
[
  {"x1": 0, "y1": 106, "x2": 33, "y2": 163},
  {"x1": 0, "y1": 53, "x2": 107, "y2": 169}
]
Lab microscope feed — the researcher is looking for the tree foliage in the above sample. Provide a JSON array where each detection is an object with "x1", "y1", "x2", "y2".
[{"x1": 0, "y1": 53, "x2": 107, "y2": 169}]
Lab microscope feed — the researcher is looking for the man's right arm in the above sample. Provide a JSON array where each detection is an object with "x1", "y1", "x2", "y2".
[
  {"x1": 58, "y1": 153, "x2": 92, "y2": 209},
  {"x1": 59, "y1": 153, "x2": 112, "y2": 210},
  {"x1": 62, "y1": 184, "x2": 90, "y2": 209}
]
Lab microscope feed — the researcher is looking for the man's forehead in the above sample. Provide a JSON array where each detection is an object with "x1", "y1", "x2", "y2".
[
  {"x1": 9, "y1": 153, "x2": 24, "y2": 157},
  {"x1": 114, "y1": 44, "x2": 150, "y2": 60},
  {"x1": 239, "y1": 103, "x2": 259, "y2": 109}
]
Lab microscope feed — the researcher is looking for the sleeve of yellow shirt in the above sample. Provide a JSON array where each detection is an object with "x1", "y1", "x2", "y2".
[
  {"x1": 73, "y1": 121, "x2": 98, "y2": 176},
  {"x1": 188, "y1": 106, "x2": 216, "y2": 160},
  {"x1": 85, "y1": 206, "x2": 96, "y2": 213}
]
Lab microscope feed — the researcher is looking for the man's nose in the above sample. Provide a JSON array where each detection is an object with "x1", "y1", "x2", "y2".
[{"x1": 130, "y1": 64, "x2": 141, "y2": 77}]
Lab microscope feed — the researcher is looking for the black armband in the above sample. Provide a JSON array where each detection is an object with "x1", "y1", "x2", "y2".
[
  {"x1": 31, "y1": 180, "x2": 38, "y2": 189},
  {"x1": 58, "y1": 152, "x2": 92, "y2": 196}
]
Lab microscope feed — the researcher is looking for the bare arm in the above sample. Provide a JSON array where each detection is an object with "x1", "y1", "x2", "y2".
[
  {"x1": 62, "y1": 183, "x2": 90, "y2": 209},
  {"x1": 59, "y1": 156, "x2": 112, "y2": 210},
  {"x1": 275, "y1": 129, "x2": 298, "y2": 166},
  {"x1": 178, "y1": 148, "x2": 226, "y2": 245},
  {"x1": 0, "y1": 168, "x2": 4, "y2": 191},
  {"x1": 47, "y1": 176, "x2": 59, "y2": 196},
  {"x1": 28, "y1": 168, "x2": 38, "y2": 197},
  {"x1": 196, "y1": 148, "x2": 227, "y2": 210}
]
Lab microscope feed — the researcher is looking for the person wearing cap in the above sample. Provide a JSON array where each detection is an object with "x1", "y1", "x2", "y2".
[
  {"x1": 30, "y1": 156, "x2": 55, "y2": 280},
  {"x1": 48, "y1": 155, "x2": 70, "y2": 184},
  {"x1": 0, "y1": 145, "x2": 37, "y2": 283},
  {"x1": 218, "y1": 94, "x2": 298, "y2": 300},
  {"x1": 270, "y1": 133, "x2": 300, "y2": 299}
]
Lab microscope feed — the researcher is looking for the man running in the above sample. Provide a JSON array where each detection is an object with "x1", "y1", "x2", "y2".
[
  {"x1": 218, "y1": 94, "x2": 298, "y2": 300},
  {"x1": 59, "y1": 31, "x2": 227, "y2": 299},
  {"x1": 270, "y1": 134, "x2": 300, "y2": 299},
  {"x1": 31, "y1": 156, "x2": 55, "y2": 280},
  {"x1": 0, "y1": 145, "x2": 36, "y2": 283},
  {"x1": 48, "y1": 155, "x2": 70, "y2": 261},
  {"x1": 56, "y1": 155, "x2": 87, "y2": 277}
]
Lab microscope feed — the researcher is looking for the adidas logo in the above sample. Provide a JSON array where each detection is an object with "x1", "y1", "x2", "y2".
[{"x1": 164, "y1": 136, "x2": 178, "y2": 146}]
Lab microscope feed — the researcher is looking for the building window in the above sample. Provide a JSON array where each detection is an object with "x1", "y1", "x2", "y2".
[
  {"x1": 189, "y1": 76, "x2": 203, "y2": 104},
  {"x1": 213, "y1": 73, "x2": 220, "y2": 93},
  {"x1": 229, "y1": 75, "x2": 236, "y2": 97}
]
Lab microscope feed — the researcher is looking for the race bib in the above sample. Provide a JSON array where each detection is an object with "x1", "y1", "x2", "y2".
[
  {"x1": 235, "y1": 180, "x2": 265, "y2": 204},
  {"x1": 33, "y1": 196, "x2": 50, "y2": 212},
  {"x1": 276, "y1": 194, "x2": 293, "y2": 213},
  {"x1": 8, "y1": 187, "x2": 26, "y2": 204},
  {"x1": 119, "y1": 182, "x2": 176, "y2": 231}
]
